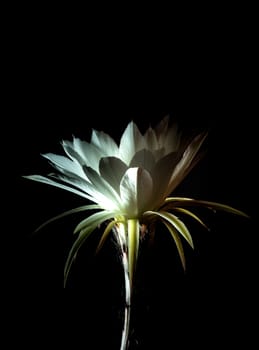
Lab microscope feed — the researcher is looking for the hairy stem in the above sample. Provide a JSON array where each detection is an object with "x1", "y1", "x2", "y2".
[
  {"x1": 115, "y1": 222, "x2": 131, "y2": 350},
  {"x1": 120, "y1": 242, "x2": 131, "y2": 350},
  {"x1": 116, "y1": 219, "x2": 139, "y2": 350}
]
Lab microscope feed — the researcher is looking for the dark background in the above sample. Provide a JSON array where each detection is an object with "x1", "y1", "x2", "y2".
[
  {"x1": 8, "y1": 99, "x2": 257, "y2": 349},
  {"x1": 3, "y1": 13, "x2": 257, "y2": 349}
]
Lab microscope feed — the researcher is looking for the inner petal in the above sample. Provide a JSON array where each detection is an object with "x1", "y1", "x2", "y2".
[
  {"x1": 99, "y1": 156, "x2": 128, "y2": 194},
  {"x1": 120, "y1": 167, "x2": 153, "y2": 218},
  {"x1": 129, "y1": 149, "x2": 156, "y2": 173}
]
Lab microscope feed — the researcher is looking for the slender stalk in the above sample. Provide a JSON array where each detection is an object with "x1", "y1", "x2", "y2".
[
  {"x1": 127, "y1": 219, "x2": 139, "y2": 290},
  {"x1": 120, "y1": 242, "x2": 131, "y2": 350},
  {"x1": 115, "y1": 219, "x2": 139, "y2": 350},
  {"x1": 116, "y1": 222, "x2": 131, "y2": 350}
]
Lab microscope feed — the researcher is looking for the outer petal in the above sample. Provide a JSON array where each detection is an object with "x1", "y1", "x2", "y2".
[
  {"x1": 150, "y1": 152, "x2": 179, "y2": 209},
  {"x1": 78, "y1": 142, "x2": 105, "y2": 173},
  {"x1": 64, "y1": 210, "x2": 115, "y2": 286},
  {"x1": 61, "y1": 141, "x2": 86, "y2": 166},
  {"x1": 91, "y1": 129, "x2": 119, "y2": 157},
  {"x1": 23, "y1": 175, "x2": 93, "y2": 200},
  {"x1": 74, "y1": 209, "x2": 115, "y2": 233},
  {"x1": 42, "y1": 153, "x2": 87, "y2": 179},
  {"x1": 63, "y1": 137, "x2": 93, "y2": 164},
  {"x1": 63, "y1": 137, "x2": 104, "y2": 172},
  {"x1": 120, "y1": 167, "x2": 153, "y2": 218},
  {"x1": 167, "y1": 132, "x2": 208, "y2": 194},
  {"x1": 119, "y1": 121, "x2": 146, "y2": 165},
  {"x1": 83, "y1": 166, "x2": 121, "y2": 210},
  {"x1": 144, "y1": 210, "x2": 194, "y2": 248},
  {"x1": 48, "y1": 173, "x2": 117, "y2": 209}
]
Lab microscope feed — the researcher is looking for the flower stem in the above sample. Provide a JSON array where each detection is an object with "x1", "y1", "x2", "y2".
[
  {"x1": 115, "y1": 222, "x2": 131, "y2": 350},
  {"x1": 120, "y1": 243, "x2": 131, "y2": 350},
  {"x1": 116, "y1": 219, "x2": 139, "y2": 350}
]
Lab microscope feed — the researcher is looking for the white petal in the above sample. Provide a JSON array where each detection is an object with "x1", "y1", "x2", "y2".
[
  {"x1": 129, "y1": 149, "x2": 156, "y2": 173},
  {"x1": 24, "y1": 175, "x2": 93, "y2": 200},
  {"x1": 48, "y1": 173, "x2": 95, "y2": 199},
  {"x1": 72, "y1": 137, "x2": 90, "y2": 159},
  {"x1": 91, "y1": 129, "x2": 119, "y2": 156},
  {"x1": 82, "y1": 143, "x2": 105, "y2": 172},
  {"x1": 99, "y1": 156, "x2": 128, "y2": 193},
  {"x1": 71, "y1": 137, "x2": 104, "y2": 172},
  {"x1": 119, "y1": 121, "x2": 146, "y2": 165},
  {"x1": 136, "y1": 168, "x2": 153, "y2": 213},
  {"x1": 61, "y1": 141, "x2": 86, "y2": 165},
  {"x1": 83, "y1": 166, "x2": 121, "y2": 210},
  {"x1": 120, "y1": 167, "x2": 153, "y2": 218},
  {"x1": 42, "y1": 153, "x2": 86, "y2": 179},
  {"x1": 48, "y1": 173, "x2": 120, "y2": 210}
]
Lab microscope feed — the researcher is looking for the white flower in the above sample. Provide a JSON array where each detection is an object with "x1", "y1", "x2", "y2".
[{"x1": 24, "y1": 115, "x2": 248, "y2": 287}]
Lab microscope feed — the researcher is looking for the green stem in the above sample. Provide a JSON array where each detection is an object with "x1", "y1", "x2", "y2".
[
  {"x1": 117, "y1": 219, "x2": 139, "y2": 350},
  {"x1": 127, "y1": 219, "x2": 139, "y2": 290}
]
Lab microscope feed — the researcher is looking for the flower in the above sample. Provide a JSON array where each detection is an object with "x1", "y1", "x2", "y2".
[{"x1": 24, "y1": 116, "x2": 248, "y2": 287}]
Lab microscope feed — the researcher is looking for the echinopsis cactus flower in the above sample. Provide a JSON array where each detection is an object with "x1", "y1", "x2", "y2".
[{"x1": 24, "y1": 115, "x2": 248, "y2": 350}]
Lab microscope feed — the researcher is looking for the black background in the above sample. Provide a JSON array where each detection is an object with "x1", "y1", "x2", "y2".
[{"x1": 3, "y1": 12, "x2": 257, "y2": 350}]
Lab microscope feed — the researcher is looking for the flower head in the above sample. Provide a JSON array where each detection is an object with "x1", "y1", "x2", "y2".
[
  {"x1": 26, "y1": 116, "x2": 205, "y2": 217},
  {"x1": 24, "y1": 115, "x2": 248, "y2": 287}
]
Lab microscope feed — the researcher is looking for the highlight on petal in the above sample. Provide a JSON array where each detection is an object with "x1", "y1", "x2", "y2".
[
  {"x1": 120, "y1": 167, "x2": 153, "y2": 218},
  {"x1": 119, "y1": 121, "x2": 146, "y2": 165}
]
